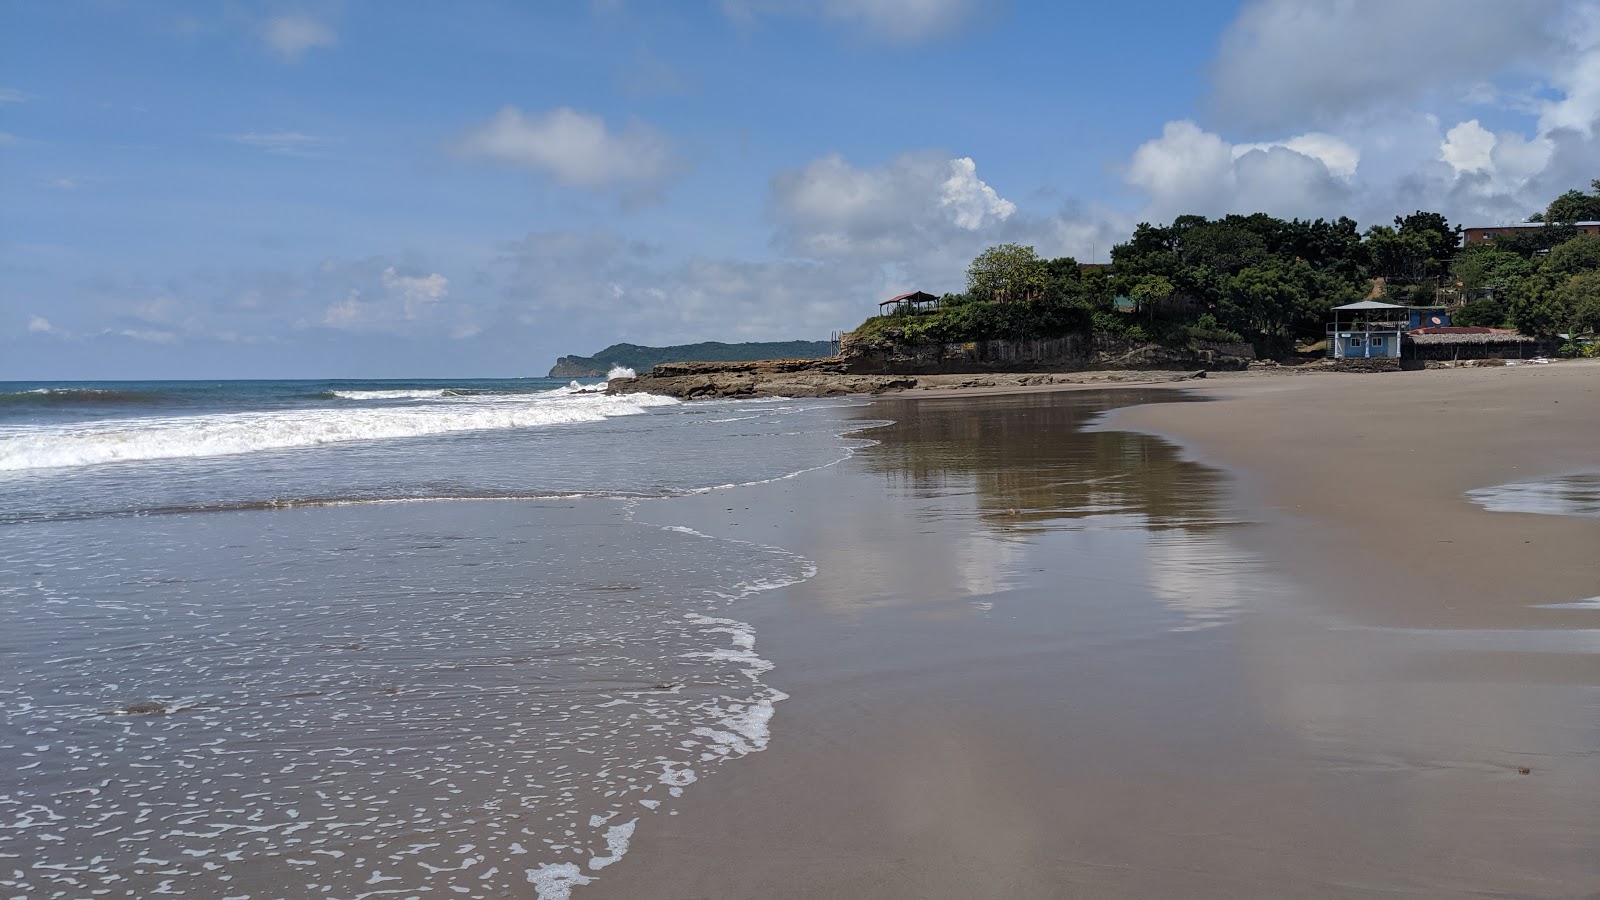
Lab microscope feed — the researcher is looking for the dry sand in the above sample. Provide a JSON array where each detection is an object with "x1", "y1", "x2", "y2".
[{"x1": 585, "y1": 361, "x2": 1600, "y2": 899}]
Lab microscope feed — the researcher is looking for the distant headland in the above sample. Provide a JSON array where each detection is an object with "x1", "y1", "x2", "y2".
[{"x1": 548, "y1": 341, "x2": 837, "y2": 378}]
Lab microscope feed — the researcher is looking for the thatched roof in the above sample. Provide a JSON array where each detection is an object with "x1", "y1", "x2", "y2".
[{"x1": 1407, "y1": 327, "x2": 1536, "y2": 345}]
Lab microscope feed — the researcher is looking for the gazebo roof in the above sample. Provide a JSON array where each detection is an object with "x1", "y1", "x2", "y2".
[
  {"x1": 879, "y1": 290, "x2": 939, "y2": 306},
  {"x1": 1331, "y1": 300, "x2": 1407, "y2": 311}
]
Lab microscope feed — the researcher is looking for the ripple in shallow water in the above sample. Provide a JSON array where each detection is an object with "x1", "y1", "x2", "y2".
[{"x1": 0, "y1": 500, "x2": 809, "y2": 899}]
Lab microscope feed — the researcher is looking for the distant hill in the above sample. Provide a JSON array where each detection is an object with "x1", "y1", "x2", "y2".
[{"x1": 549, "y1": 341, "x2": 836, "y2": 378}]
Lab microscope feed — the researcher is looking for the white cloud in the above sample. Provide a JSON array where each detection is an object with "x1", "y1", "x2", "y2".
[
  {"x1": 723, "y1": 0, "x2": 990, "y2": 44},
  {"x1": 1440, "y1": 120, "x2": 1496, "y2": 174},
  {"x1": 1208, "y1": 0, "x2": 1564, "y2": 132},
  {"x1": 223, "y1": 132, "x2": 338, "y2": 157},
  {"x1": 456, "y1": 106, "x2": 681, "y2": 197},
  {"x1": 27, "y1": 315, "x2": 58, "y2": 334},
  {"x1": 0, "y1": 88, "x2": 28, "y2": 104},
  {"x1": 939, "y1": 157, "x2": 1018, "y2": 228},
  {"x1": 381, "y1": 267, "x2": 450, "y2": 319},
  {"x1": 262, "y1": 15, "x2": 337, "y2": 62},
  {"x1": 321, "y1": 290, "x2": 366, "y2": 328},
  {"x1": 1233, "y1": 133, "x2": 1359, "y2": 180},
  {"x1": 769, "y1": 151, "x2": 1016, "y2": 259},
  {"x1": 119, "y1": 328, "x2": 179, "y2": 344},
  {"x1": 1116, "y1": 1, "x2": 1600, "y2": 228}
]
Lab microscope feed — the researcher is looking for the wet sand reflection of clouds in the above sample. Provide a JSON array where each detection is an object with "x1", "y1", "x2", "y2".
[
  {"x1": 856, "y1": 391, "x2": 1271, "y2": 632},
  {"x1": 1467, "y1": 474, "x2": 1600, "y2": 518}
]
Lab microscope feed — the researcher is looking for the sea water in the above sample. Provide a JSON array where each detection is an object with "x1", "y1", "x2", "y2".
[{"x1": 0, "y1": 377, "x2": 872, "y2": 898}]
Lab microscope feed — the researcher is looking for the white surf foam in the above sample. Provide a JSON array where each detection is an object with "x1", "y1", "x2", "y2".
[
  {"x1": 328, "y1": 389, "x2": 453, "y2": 400},
  {"x1": 605, "y1": 365, "x2": 636, "y2": 380},
  {"x1": 0, "y1": 393, "x2": 679, "y2": 472}
]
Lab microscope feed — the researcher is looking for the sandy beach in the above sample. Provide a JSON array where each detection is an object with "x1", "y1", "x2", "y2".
[{"x1": 587, "y1": 360, "x2": 1600, "y2": 898}]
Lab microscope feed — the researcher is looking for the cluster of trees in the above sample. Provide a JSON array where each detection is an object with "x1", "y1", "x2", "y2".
[
  {"x1": 1450, "y1": 181, "x2": 1600, "y2": 343},
  {"x1": 852, "y1": 180, "x2": 1600, "y2": 356}
]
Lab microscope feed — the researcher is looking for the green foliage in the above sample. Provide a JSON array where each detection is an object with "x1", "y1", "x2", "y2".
[
  {"x1": 849, "y1": 181, "x2": 1599, "y2": 357},
  {"x1": 1544, "y1": 180, "x2": 1600, "y2": 223},
  {"x1": 1451, "y1": 297, "x2": 1510, "y2": 328},
  {"x1": 1451, "y1": 245, "x2": 1533, "y2": 300},
  {"x1": 1543, "y1": 233, "x2": 1600, "y2": 277},
  {"x1": 966, "y1": 243, "x2": 1048, "y2": 303},
  {"x1": 547, "y1": 341, "x2": 836, "y2": 377}
]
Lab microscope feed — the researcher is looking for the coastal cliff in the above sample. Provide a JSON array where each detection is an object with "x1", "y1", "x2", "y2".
[
  {"x1": 604, "y1": 335, "x2": 1248, "y2": 399},
  {"x1": 549, "y1": 340, "x2": 836, "y2": 378}
]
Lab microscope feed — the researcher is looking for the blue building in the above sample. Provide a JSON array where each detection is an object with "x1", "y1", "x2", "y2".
[{"x1": 1328, "y1": 300, "x2": 1407, "y2": 359}]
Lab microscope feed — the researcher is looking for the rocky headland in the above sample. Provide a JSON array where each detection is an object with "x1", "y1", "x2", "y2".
[{"x1": 603, "y1": 335, "x2": 1251, "y2": 400}]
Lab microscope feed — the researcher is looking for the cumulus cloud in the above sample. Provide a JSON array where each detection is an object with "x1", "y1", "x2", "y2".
[
  {"x1": 1208, "y1": 0, "x2": 1563, "y2": 133},
  {"x1": 1120, "y1": 0, "x2": 1600, "y2": 227},
  {"x1": 262, "y1": 15, "x2": 337, "y2": 62},
  {"x1": 456, "y1": 106, "x2": 682, "y2": 199},
  {"x1": 1124, "y1": 120, "x2": 1351, "y2": 222},
  {"x1": 311, "y1": 263, "x2": 464, "y2": 335},
  {"x1": 722, "y1": 0, "x2": 991, "y2": 43},
  {"x1": 223, "y1": 132, "x2": 338, "y2": 157},
  {"x1": 769, "y1": 151, "x2": 1016, "y2": 260},
  {"x1": 27, "y1": 315, "x2": 59, "y2": 335}
]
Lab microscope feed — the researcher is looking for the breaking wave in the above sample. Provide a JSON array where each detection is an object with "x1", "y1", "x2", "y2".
[
  {"x1": 0, "y1": 387, "x2": 169, "y2": 407},
  {"x1": 324, "y1": 388, "x2": 461, "y2": 400},
  {"x1": 0, "y1": 393, "x2": 679, "y2": 472}
]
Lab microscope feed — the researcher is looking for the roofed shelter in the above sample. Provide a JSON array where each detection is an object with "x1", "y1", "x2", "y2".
[
  {"x1": 1328, "y1": 300, "x2": 1407, "y2": 359},
  {"x1": 879, "y1": 291, "x2": 940, "y2": 316}
]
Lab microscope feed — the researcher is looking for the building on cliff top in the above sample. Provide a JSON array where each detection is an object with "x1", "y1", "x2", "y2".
[
  {"x1": 879, "y1": 291, "x2": 941, "y2": 315},
  {"x1": 1462, "y1": 221, "x2": 1600, "y2": 244}
]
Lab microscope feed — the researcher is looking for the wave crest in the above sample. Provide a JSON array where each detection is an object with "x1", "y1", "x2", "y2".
[{"x1": 0, "y1": 393, "x2": 679, "y2": 472}]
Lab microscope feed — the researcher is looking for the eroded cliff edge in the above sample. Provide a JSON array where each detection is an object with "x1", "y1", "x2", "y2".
[{"x1": 605, "y1": 336, "x2": 1252, "y2": 399}]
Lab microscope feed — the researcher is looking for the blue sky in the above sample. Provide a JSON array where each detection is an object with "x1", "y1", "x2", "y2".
[{"x1": 4, "y1": 0, "x2": 1599, "y2": 379}]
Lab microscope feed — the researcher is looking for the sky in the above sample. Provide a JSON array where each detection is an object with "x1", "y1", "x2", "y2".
[{"x1": 3, "y1": 0, "x2": 1600, "y2": 379}]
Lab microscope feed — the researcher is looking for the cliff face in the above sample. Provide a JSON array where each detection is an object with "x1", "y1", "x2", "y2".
[
  {"x1": 841, "y1": 334, "x2": 1255, "y2": 375},
  {"x1": 604, "y1": 336, "x2": 1251, "y2": 399}
]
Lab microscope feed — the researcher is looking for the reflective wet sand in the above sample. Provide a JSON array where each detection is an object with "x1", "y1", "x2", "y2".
[{"x1": 591, "y1": 382, "x2": 1600, "y2": 899}]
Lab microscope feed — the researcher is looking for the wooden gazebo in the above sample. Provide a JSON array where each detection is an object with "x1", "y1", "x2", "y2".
[{"x1": 878, "y1": 291, "x2": 940, "y2": 316}]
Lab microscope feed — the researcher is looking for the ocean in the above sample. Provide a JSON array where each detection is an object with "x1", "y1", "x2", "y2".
[{"x1": 0, "y1": 377, "x2": 880, "y2": 899}]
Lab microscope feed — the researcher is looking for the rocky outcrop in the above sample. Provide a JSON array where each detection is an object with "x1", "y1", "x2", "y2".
[
  {"x1": 843, "y1": 335, "x2": 1255, "y2": 374},
  {"x1": 606, "y1": 359, "x2": 918, "y2": 399},
  {"x1": 604, "y1": 333, "x2": 1247, "y2": 400}
]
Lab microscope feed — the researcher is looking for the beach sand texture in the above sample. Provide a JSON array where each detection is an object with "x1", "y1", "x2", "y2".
[{"x1": 589, "y1": 360, "x2": 1600, "y2": 899}]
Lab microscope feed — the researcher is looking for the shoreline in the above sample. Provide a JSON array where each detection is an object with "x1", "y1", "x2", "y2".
[{"x1": 583, "y1": 362, "x2": 1600, "y2": 898}]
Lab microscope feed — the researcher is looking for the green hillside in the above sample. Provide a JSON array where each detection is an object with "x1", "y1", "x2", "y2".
[{"x1": 548, "y1": 341, "x2": 836, "y2": 377}]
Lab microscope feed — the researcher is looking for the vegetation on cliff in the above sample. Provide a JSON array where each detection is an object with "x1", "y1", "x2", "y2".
[
  {"x1": 850, "y1": 180, "x2": 1600, "y2": 358},
  {"x1": 549, "y1": 341, "x2": 836, "y2": 377}
]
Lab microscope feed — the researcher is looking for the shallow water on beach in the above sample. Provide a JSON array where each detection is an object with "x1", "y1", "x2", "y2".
[
  {"x1": 1466, "y1": 473, "x2": 1600, "y2": 518},
  {"x1": 0, "y1": 502, "x2": 811, "y2": 898},
  {"x1": 0, "y1": 380, "x2": 870, "y2": 898}
]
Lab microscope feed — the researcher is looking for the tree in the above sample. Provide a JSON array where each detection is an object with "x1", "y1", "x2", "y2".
[
  {"x1": 967, "y1": 244, "x2": 1047, "y2": 304},
  {"x1": 1553, "y1": 272, "x2": 1600, "y2": 336},
  {"x1": 1364, "y1": 225, "x2": 1431, "y2": 282},
  {"x1": 1543, "y1": 233, "x2": 1600, "y2": 277},
  {"x1": 1451, "y1": 246, "x2": 1533, "y2": 301},
  {"x1": 1451, "y1": 297, "x2": 1509, "y2": 328},
  {"x1": 1506, "y1": 271, "x2": 1600, "y2": 337},
  {"x1": 1544, "y1": 180, "x2": 1600, "y2": 224}
]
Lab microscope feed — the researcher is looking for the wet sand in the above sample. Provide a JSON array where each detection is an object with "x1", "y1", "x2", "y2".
[{"x1": 588, "y1": 365, "x2": 1600, "y2": 899}]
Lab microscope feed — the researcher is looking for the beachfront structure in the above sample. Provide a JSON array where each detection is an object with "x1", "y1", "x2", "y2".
[
  {"x1": 1407, "y1": 327, "x2": 1541, "y2": 362},
  {"x1": 1328, "y1": 300, "x2": 1407, "y2": 359},
  {"x1": 878, "y1": 291, "x2": 940, "y2": 316},
  {"x1": 1462, "y1": 221, "x2": 1600, "y2": 245}
]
